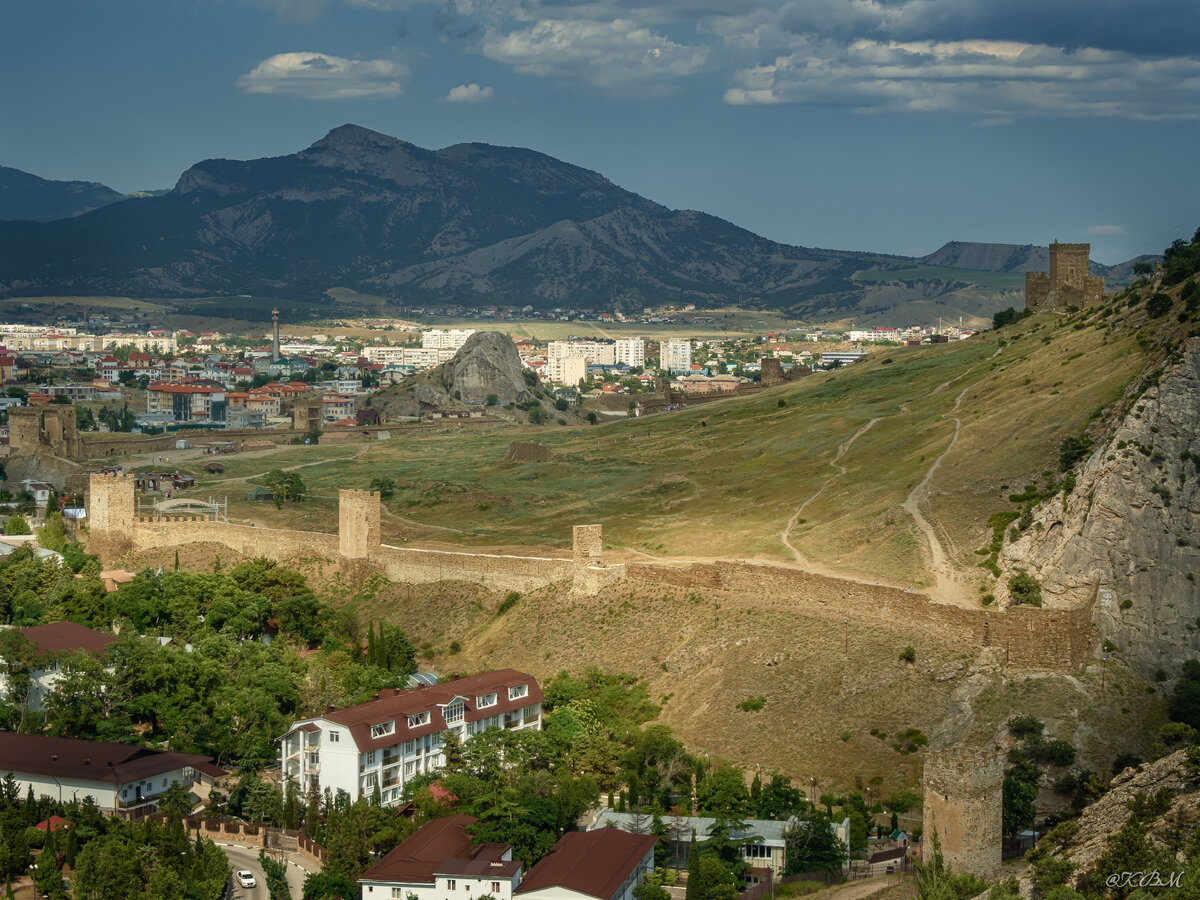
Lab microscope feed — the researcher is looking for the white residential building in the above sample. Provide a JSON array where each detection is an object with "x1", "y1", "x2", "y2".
[
  {"x1": 547, "y1": 341, "x2": 616, "y2": 366},
  {"x1": 359, "y1": 815, "x2": 522, "y2": 900},
  {"x1": 422, "y1": 329, "x2": 476, "y2": 350},
  {"x1": 279, "y1": 669, "x2": 542, "y2": 807},
  {"x1": 545, "y1": 357, "x2": 587, "y2": 387},
  {"x1": 0, "y1": 732, "x2": 219, "y2": 814},
  {"x1": 516, "y1": 828, "x2": 659, "y2": 900},
  {"x1": 613, "y1": 339, "x2": 645, "y2": 369},
  {"x1": 0, "y1": 622, "x2": 117, "y2": 712},
  {"x1": 659, "y1": 339, "x2": 692, "y2": 373}
]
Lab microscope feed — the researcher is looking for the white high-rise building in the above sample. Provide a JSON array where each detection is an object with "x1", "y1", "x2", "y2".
[
  {"x1": 614, "y1": 338, "x2": 645, "y2": 368},
  {"x1": 421, "y1": 329, "x2": 475, "y2": 350},
  {"x1": 545, "y1": 356, "x2": 587, "y2": 386},
  {"x1": 547, "y1": 340, "x2": 616, "y2": 365},
  {"x1": 660, "y1": 339, "x2": 692, "y2": 373}
]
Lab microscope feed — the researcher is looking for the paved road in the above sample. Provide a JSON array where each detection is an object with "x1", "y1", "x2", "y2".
[{"x1": 219, "y1": 842, "x2": 315, "y2": 900}]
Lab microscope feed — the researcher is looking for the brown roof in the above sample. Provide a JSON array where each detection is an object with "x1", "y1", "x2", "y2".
[
  {"x1": 292, "y1": 670, "x2": 542, "y2": 753},
  {"x1": 20, "y1": 622, "x2": 117, "y2": 657},
  {"x1": 517, "y1": 829, "x2": 658, "y2": 900},
  {"x1": 0, "y1": 733, "x2": 212, "y2": 785},
  {"x1": 868, "y1": 847, "x2": 908, "y2": 864},
  {"x1": 360, "y1": 814, "x2": 480, "y2": 884},
  {"x1": 436, "y1": 844, "x2": 520, "y2": 878}
]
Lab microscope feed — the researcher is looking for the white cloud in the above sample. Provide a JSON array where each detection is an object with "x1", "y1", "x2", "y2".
[
  {"x1": 1087, "y1": 224, "x2": 1125, "y2": 235},
  {"x1": 482, "y1": 18, "x2": 709, "y2": 87},
  {"x1": 723, "y1": 38, "x2": 1200, "y2": 119},
  {"x1": 445, "y1": 82, "x2": 495, "y2": 102},
  {"x1": 238, "y1": 52, "x2": 409, "y2": 99}
]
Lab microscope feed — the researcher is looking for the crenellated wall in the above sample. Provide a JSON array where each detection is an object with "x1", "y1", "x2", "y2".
[{"x1": 87, "y1": 477, "x2": 1095, "y2": 669}]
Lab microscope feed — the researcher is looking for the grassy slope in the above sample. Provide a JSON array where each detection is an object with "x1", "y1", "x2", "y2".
[
  {"x1": 172, "y1": 308, "x2": 1148, "y2": 591},
  {"x1": 121, "y1": 284, "x2": 1195, "y2": 790}
]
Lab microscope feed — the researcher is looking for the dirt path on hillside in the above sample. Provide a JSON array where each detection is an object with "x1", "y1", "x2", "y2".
[
  {"x1": 902, "y1": 347, "x2": 1005, "y2": 606},
  {"x1": 781, "y1": 417, "x2": 883, "y2": 578}
]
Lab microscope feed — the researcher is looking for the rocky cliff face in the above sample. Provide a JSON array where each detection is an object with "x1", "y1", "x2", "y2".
[
  {"x1": 1000, "y1": 339, "x2": 1200, "y2": 681},
  {"x1": 372, "y1": 331, "x2": 532, "y2": 417},
  {"x1": 444, "y1": 332, "x2": 532, "y2": 404}
]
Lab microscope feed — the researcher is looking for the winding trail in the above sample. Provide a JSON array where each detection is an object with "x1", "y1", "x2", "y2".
[
  {"x1": 781, "y1": 417, "x2": 880, "y2": 576},
  {"x1": 901, "y1": 346, "x2": 1005, "y2": 605}
]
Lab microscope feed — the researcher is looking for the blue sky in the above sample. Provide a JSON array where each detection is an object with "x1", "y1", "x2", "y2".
[{"x1": 3, "y1": 0, "x2": 1198, "y2": 263}]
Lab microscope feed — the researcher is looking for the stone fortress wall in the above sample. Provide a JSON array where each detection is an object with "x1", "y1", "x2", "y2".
[
  {"x1": 86, "y1": 476, "x2": 1096, "y2": 670},
  {"x1": 923, "y1": 744, "x2": 1006, "y2": 878}
]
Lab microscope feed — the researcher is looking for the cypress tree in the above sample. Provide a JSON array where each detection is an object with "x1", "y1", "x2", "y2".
[
  {"x1": 368, "y1": 622, "x2": 378, "y2": 666},
  {"x1": 685, "y1": 833, "x2": 704, "y2": 900}
]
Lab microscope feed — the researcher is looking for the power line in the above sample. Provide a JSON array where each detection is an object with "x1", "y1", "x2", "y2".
[{"x1": 1126, "y1": 210, "x2": 1200, "y2": 258}]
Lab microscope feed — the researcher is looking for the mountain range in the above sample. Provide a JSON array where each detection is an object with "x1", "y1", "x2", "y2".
[{"x1": 0, "y1": 126, "x2": 1155, "y2": 321}]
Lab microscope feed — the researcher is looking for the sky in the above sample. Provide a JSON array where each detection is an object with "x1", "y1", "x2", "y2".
[{"x1": 2, "y1": 0, "x2": 1199, "y2": 264}]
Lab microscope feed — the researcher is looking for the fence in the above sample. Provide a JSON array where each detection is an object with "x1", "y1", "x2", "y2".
[
  {"x1": 136, "y1": 813, "x2": 324, "y2": 864},
  {"x1": 736, "y1": 871, "x2": 841, "y2": 900}
]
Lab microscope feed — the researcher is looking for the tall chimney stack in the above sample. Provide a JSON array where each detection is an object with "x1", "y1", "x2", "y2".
[{"x1": 272, "y1": 307, "x2": 281, "y2": 361}]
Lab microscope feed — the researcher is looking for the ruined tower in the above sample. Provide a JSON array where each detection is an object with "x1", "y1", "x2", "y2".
[
  {"x1": 1025, "y1": 240, "x2": 1106, "y2": 310},
  {"x1": 8, "y1": 407, "x2": 80, "y2": 458},
  {"x1": 922, "y1": 744, "x2": 1005, "y2": 879},
  {"x1": 338, "y1": 489, "x2": 380, "y2": 576},
  {"x1": 87, "y1": 472, "x2": 135, "y2": 561}
]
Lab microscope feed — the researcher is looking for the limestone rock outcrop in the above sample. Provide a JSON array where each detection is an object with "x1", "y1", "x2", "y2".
[
  {"x1": 1000, "y1": 339, "x2": 1200, "y2": 680},
  {"x1": 372, "y1": 331, "x2": 532, "y2": 418},
  {"x1": 444, "y1": 332, "x2": 532, "y2": 405}
]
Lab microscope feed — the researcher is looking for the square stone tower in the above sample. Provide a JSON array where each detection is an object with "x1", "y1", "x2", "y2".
[
  {"x1": 922, "y1": 744, "x2": 1005, "y2": 879},
  {"x1": 1026, "y1": 240, "x2": 1105, "y2": 309},
  {"x1": 338, "y1": 489, "x2": 380, "y2": 561},
  {"x1": 87, "y1": 473, "x2": 135, "y2": 560}
]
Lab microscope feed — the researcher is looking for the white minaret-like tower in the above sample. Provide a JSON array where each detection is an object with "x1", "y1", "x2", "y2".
[{"x1": 272, "y1": 307, "x2": 281, "y2": 361}]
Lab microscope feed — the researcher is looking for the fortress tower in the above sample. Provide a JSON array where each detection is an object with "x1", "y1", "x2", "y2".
[
  {"x1": 87, "y1": 473, "x2": 135, "y2": 560},
  {"x1": 8, "y1": 407, "x2": 81, "y2": 458},
  {"x1": 922, "y1": 744, "x2": 1005, "y2": 879},
  {"x1": 338, "y1": 490, "x2": 380, "y2": 576},
  {"x1": 1025, "y1": 240, "x2": 1106, "y2": 310}
]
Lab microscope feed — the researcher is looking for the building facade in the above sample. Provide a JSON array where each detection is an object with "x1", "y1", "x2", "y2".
[
  {"x1": 613, "y1": 339, "x2": 645, "y2": 369},
  {"x1": 280, "y1": 670, "x2": 542, "y2": 807},
  {"x1": 659, "y1": 340, "x2": 691, "y2": 374}
]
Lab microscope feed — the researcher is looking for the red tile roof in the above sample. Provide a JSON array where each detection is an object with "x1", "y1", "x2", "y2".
[
  {"x1": 517, "y1": 828, "x2": 658, "y2": 900},
  {"x1": 20, "y1": 622, "x2": 116, "y2": 657},
  {"x1": 290, "y1": 670, "x2": 541, "y2": 754},
  {"x1": 0, "y1": 733, "x2": 212, "y2": 784},
  {"x1": 359, "y1": 814, "x2": 479, "y2": 884}
]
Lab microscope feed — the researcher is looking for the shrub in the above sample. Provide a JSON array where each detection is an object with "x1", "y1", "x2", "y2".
[
  {"x1": 497, "y1": 592, "x2": 520, "y2": 615},
  {"x1": 1059, "y1": 434, "x2": 1093, "y2": 471},
  {"x1": 555, "y1": 398, "x2": 568, "y2": 411},
  {"x1": 1008, "y1": 715, "x2": 1045, "y2": 738},
  {"x1": 899, "y1": 646, "x2": 916, "y2": 664},
  {"x1": 737, "y1": 696, "x2": 766, "y2": 712},
  {"x1": 1146, "y1": 292, "x2": 1173, "y2": 318},
  {"x1": 1008, "y1": 569, "x2": 1042, "y2": 606}
]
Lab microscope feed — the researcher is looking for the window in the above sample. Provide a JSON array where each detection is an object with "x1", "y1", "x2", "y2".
[
  {"x1": 477, "y1": 692, "x2": 497, "y2": 709},
  {"x1": 447, "y1": 880, "x2": 457, "y2": 891},
  {"x1": 492, "y1": 883, "x2": 501, "y2": 894},
  {"x1": 364, "y1": 751, "x2": 376, "y2": 766},
  {"x1": 329, "y1": 730, "x2": 340, "y2": 742},
  {"x1": 393, "y1": 889, "x2": 404, "y2": 898},
  {"x1": 745, "y1": 844, "x2": 770, "y2": 859},
  {"x1": 507, "y1": 684, "x2": 528, "y2": 701},
  {"x1": 371, "y1": 721, "x2": 395, "y2": 739},
  {"x1": 445, "y1": 700, "x2": 464, "y2": 725},
  {"x1": 402, "y1": 739, "x2": 417, "y2": 756},
  {"x1": 162, "y1": 779, "x2": 167, "y2": 787},
  {"x1": 407, "y1": 711, "x2": 430, "y2": 728}
]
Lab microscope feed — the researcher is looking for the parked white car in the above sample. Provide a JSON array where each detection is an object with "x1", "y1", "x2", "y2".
[{"x1": 236, "y1": 870, "x2": 257, "y2": 889}]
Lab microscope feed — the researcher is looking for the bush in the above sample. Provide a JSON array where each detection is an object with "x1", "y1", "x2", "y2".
[
  {"x1": 555, "y1": 398, "x2": 568, "y2": 411},
  {"x1": 737, "y1": 696, "x2": 766, "y2": 712},
  {"x1": 1146, "y1": 292, "x2": 1173, "y2": 318},
  {"x1": 1059, "y1": 435, "x2": 1093, "y2": 471},
  {"x1": 4, "y1": 514, "x2": 30, "y2": 535},
  {"x1": 1008, "y1": 569, "x2": 1043, "y2": 606},
  {"x1": 486, "y1": 394, "x2": 499, "y2": 406},
  {"x1": 497, "y1": 592, "x2": 520, "y2": 615},
  {"x1": 1008, "y1": 715, "x2": 1045, "y2": 738},
  {"x1": 899, "y1": 646, "x2": 916, "y2": 664}
]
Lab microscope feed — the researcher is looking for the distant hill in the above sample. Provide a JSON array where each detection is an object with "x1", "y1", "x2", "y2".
[
  {"x1": 0, "y1": 126, "x2": 898, "y2": 314},
  {"x1": 0, "y1": 129, "x2": 1156, "y2": 319},
  {"x1": 919, "y1": 240, "x2": 1158, "y2": 287},
  {"x1": 0, "y1": 165, "x2": 126, "y2": 222}
]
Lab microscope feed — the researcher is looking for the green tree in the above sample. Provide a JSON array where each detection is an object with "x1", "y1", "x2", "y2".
[
  {"x1": 263, "y1": 470, "x2": 306, "y2": 506},
  {"x1": 685, "y1": 835, "x2": 704, "y2": 900},
  {"x1": 783, "y1": 809, "x2": 846, "y2": 874},
  {"x1": 368, "y1": 476, "x2": 396, "y2": 499},
  {"x1": 3, "y1": 516, "x2": 29, "y2": 536},
  {"x1": 1168, "y1": 659, "x2": 1200, "y2": 730},
  {"x1": 695, "y1": 765, "x2": 751, "y2": 818}
]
